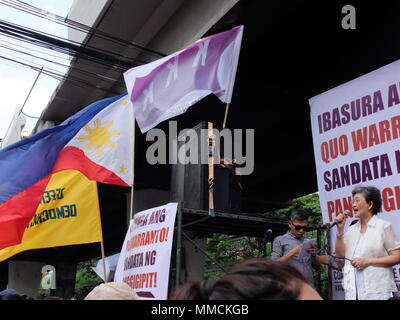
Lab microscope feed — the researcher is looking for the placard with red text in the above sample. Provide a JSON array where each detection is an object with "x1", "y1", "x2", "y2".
[
  {"x1": 309, "y1": 60, "x2": 400, "y2": 299},
  {"x1": 114, "y1": 202, "x2": 178, "y2": 299}
]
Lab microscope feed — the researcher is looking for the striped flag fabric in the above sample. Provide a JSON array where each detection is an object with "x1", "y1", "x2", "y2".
[
  {"x1": 0, "y1": 169, "x2": 103, "y2": 261},
  {"x1": 0, "y1": 94, "x2": 134, "y2": 250}
]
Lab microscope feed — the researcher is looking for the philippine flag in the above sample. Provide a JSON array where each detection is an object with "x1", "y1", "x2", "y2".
[{"x1": 0, "y1": 94, "x2": 134, "y2": 250}]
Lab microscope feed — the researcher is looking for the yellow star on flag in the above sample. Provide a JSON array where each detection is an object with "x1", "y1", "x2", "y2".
[{"x1": 77, "y1": 119, "x2": 120, "y2": 155}]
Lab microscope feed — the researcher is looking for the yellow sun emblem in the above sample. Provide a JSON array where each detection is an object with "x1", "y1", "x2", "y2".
[{"x1": 77, "y1": 119, "x2": 121, "y2": 155}]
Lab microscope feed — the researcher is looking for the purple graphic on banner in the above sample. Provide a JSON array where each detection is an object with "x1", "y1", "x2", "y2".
[{"x1": 124, "y1": 26, "x2": 243, "y2": 133}]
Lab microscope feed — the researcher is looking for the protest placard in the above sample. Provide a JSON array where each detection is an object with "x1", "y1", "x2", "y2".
[
  {"x1": 309, "y1": 60, "x2": 400, "y2": 299},
  {"x1": 114, "y1": 202, "x2": 178, "y2": 299}
]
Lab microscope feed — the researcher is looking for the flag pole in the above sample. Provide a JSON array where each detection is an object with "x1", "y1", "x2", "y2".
[
  {"x1": 1, "y1": 67, "x2": 43, "y2": 149},
  {"x1": 207, "y1": 122, "x2": 216, "y2": 216},
  {"x1": 129, "y1": 107, "x2": 135, "y2": 222},
  {"x1": 222, "y1": 103, "x2": 230, "y2": 129},
  {"x1": 222, "y1": 26, "x2": 243, "y2": 130},
  {"x1": 18, "y1": 67, "x2": 43, "y2": 116},
  {"x1": 100, "y1": 241, "x2": 107, "y2": 282},
  {"x1": 129, "y1": 185, "x2": 134, "y2": 221},
  {"x1": 96, "y1": 181, "x2": 107, "y2": 283}
]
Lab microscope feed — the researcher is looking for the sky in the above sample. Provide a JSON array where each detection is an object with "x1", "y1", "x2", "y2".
[{"x1": 0, "y1": 0, "x2": 74, "y2": 140}]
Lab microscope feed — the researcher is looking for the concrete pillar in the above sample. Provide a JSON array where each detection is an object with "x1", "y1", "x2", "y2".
[
  {"x1": 0, "y1": 262, "x2": 7, "y2": 290},
  {"x1": 131, "y1": 189, "x2": 171, "y2": 215},
  {"x1": 54, "y1": 262, "x2": 77, "y2": 299},
  {"x1": 127, "y1": 188, "x2": 171, "y2": 228},
  {"x1": 170, "y1": 231, "x2": 207, "y2": 289},
  {"x1": 8, "y1": 260, "x2": 44, "y2": 299},
  {"x1": 183, "y1": 234, "x2": 207, "y2": 282}
]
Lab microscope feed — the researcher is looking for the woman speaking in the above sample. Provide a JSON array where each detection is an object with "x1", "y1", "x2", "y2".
[{"x1": 335, "y1": 186, "x2": 400, "y2": 300}]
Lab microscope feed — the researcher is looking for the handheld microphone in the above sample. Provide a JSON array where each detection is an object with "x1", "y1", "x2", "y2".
[
  {"x1": 324, "y1": 210, "x2": 351, "y2": 229},
  {"x1": 264, "y1": 229, "x2": 273, "y2": 242}
]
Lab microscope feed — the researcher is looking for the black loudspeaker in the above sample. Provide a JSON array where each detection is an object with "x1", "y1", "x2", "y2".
[{"x1": 170, "y1": 122, "x2": 242, "y2": 213}]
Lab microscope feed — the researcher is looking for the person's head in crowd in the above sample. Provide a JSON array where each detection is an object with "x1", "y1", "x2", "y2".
[
  {"x1": 43, "y1": 295, "x2": 64, "y2": 300},
  {"x1": 172, "y1": 282, "x2": 204, "y2": 300},
  {"x1": 0, "y1": 288, "x2": 33, "y2": 300},
  {"x1": 171, "y1": 258, "x2": 322, "y2": 300},
  {"x1": 84, "y1": 282, "x2": 140, "y2": 300},
  {"x1": 288, "y1": 208, "x2": 310, "y2": 238},
  {"x1": 351, "y1": 185, "x2": 382, "y2": 217}
]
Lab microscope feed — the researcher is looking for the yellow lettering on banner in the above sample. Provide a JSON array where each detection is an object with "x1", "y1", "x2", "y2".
[{"x1": 0, "y1": 170, "x2": 103, "y2": 262}]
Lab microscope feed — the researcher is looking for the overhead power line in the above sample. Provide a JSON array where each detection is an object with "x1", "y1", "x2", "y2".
[
  {"x1": 0, "y1": 0, "x2": 170, "y2": 93},
  {"x1": 0, "y1": 0, "x2": 170, "y2": 138},
  {"x1": 0, "y1": 12, "x2": 164, "y2": 93},
  {"x1": 0, "y1": 19, "x2": 141, "y2": 70},
  {"x1": 0, "y1": 0, "x2": 167, "y2": 59},
  {"x1": 0, "y1": 37, "x2": 70, "y2": 61},
  {"x1": 0, "y1": 54, "x2": 123, "y2": 95},
  {"x1": 0, "y1": 42, "x2": 124, "y2": 85}
]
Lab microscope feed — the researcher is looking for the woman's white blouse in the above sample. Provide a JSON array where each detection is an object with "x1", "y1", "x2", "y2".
[{"x1": 342, "y1": 215, "x2": 400, "y2": 294}]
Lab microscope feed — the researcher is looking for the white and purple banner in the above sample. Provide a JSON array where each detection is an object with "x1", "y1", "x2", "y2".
[
  {"x1": 124, "y1": 25, "x2": 243, "y2": 133},
  {"x1": 309, "y1": 59, "x2": 400, "y2": 299},
  {"x1": 114, "y1": 202, "x2": 177, "y2": 300}
]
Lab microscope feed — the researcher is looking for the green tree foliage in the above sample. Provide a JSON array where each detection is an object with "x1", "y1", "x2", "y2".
[
  {"x1": 276, "y1": 193, "x2": 322, "y2": 224},
  {"x1": 205, "y1": 234, "x2": 263, "y2": 280},
  {"x1": 74, "y1": 258, "x2": 102, "y2": 300}
]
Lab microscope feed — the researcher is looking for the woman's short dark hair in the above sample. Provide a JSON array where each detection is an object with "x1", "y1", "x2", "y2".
[
  {"x1": 290, "y1": 208, "x2": 309, "y2": 222},
  {"x1": 171, "y1": 258, "x2": 307, "y2": 300},
  {"x1": 352, "y1": 185, "x2": 382, "y2": 215}
]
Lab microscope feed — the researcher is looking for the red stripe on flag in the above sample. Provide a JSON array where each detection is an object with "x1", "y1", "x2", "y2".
[
  {"x1": 52, "y1": 146, "x2": 129, "y2": 186},
  {"x1": 0, "y1": 175, "x2": 51, "y2": 250}
]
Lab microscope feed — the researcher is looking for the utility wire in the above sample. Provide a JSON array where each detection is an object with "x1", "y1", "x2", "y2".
[
  {"x1": 0, "y1": 43, "x2": 125, "y2": 85},
  {"x1": 0, "y1": 1, "x2": 170, "y2": 139},
  {"x1": 0, "y1": 54, "x2": 122, "y2": 94},
  {"x1": 0, "y1": 19, "x2": 142, "y2": 70},
  {"x1": 0, "y1": 35, "x2": 130, "y2": 75},
  {"x1": 0, "y1": 0, "x2": 166, "y2": 59},
  {"x1": 0, "y1": 36, "x2": 72, "y2": 61},
  {"x1": 0, "y1": 19, "x2": 144, "y2": 93},
  {"x1": 0, "y1": 1, "x2": 171, "y2": 90},
  {"x1": 20, "y1": 110, "x2": 39, "y2": 119},
  {"x1": 0, "y1": 45, "x2": 69, "y2": 69}
]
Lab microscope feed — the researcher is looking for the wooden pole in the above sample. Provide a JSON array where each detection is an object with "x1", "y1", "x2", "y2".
[
  {"x1": 326, "y1": 228, "x2": 332, "y2": 300},
  {"x1": 207, "y1": 122, "x2": 215, "y2": 216},
  {"x1": 129, "y1": 185, "x2": 134, "y2": 221},
  {"x1": 222, "y1": 103, "x2": 230, "y2": 129},
  {"x1": 100, "y1": 241, "x2": 107, "y2": 283},
  {"x1": 175, "y1": 203, "x2": 183, "y2": 289},
  {"x1": 129, "y1": 105, "x2": 135, "y2": 222}
]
